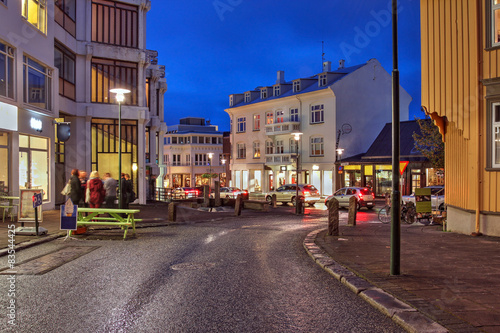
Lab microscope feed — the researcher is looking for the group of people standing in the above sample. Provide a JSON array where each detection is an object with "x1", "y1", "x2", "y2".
[{"x1": 66, "y1": 169, "x2": 135, "y2": 208}]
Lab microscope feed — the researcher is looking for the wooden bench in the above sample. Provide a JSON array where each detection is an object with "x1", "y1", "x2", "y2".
[
  {"x1": 0, "y1": 196, "x2": 19, "y2": 222},
  {"x1": 70, "y1": 207, "x2": 141, "y2": 239}
]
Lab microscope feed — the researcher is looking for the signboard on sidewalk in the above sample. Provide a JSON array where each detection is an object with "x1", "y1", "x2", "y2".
[
  {"x1": 415, "y1": 188, "x2": 432, "y2": 213},
  {"x1": 60, "y1": 199, "x2": 77, "y2": 230},
  {"x1": 19, "y1": 189, "x2": 43, "y2": 222}
]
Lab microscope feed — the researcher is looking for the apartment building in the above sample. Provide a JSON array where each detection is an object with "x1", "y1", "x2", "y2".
[
  {"x1": 0, "y1": 0, "x2": 166, "y2": 210},
  {"x1": 225, "y1": 59, "x2": 411, "y2": 196},
  {"x1": 163, "y1": 118, "x2": 224, "y2": 188}
]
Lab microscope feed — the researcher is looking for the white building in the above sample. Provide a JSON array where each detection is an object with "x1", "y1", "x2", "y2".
[
  {"x1": 163, "y1": 118, "x2": 225, "y2": 189},
  {"x1": 225, "y1": 59, "x2": 411, "y2": 196},
  {"x1": 0, "y1": 0, "x2": 166, "y2": 211}
]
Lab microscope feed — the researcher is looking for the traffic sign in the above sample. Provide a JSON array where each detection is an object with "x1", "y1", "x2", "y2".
[
  {"x1": 399, "y1": 161, "x2": 409, "y2": 176},
  {"x1": 32, "y1": 192, "x2": 43, "y2": 208}
]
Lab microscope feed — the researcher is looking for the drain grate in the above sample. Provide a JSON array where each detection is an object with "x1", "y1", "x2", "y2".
[{"x1": 0, "y1": 246, "x2": 100, "y2": 275}]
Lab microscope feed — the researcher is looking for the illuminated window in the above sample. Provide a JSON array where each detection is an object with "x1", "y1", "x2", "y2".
[
  {"x1": 22, "y1": 0, "x2": 47, "y2": 34},
  {"x1": 0, "y1": 42, "x2": 14, "y2": 99},
  {"x1": 91, "y1": 58, "x2": 138, "y2": 105},
  {"x1": 253, "y1": 141, "x2": 260, "y2": 158},
  {"x1": 253, "y1": 114, "x2": 260, "y2": 131},
  {"x1": 275, "y1": 110, "x2": 284, "y2": 123},
  {"x1": 92, "y1": 0, "x2": 138, "y2": 48},
  {"x1": 23, "y1": 55, "x2": 52, "y2": 111},
  {"x1": 266, "y1": 112, "x2": 274, "y2": 125},
  {"x1": 492, "y1": 103, "x2": 500, "y2": 168}
]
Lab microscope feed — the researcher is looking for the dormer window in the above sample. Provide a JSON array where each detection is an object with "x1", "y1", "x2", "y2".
[
  {"x1": 261, "y1": 89, "x2": 267, "y2": 99},
  {"x1": 274, "y1": 86, "x2": 280, "y2": 97},
  {"x1": 293, "y1": 81, "x2": 300, "y2": 92},
  {"x1": 229, "y1": 95, "x2": 234, "y2": 106},
  {"x1": 319, "y1": 74, "x2": 327, "y2": 87},
  {"x1": 245, "y1": 92, "x2": 250, "y2": 103}
]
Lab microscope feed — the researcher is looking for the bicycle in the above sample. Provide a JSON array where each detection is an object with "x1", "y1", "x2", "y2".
[{"x1": 378, "y1": 202, "x2": 416, "y2": 224}]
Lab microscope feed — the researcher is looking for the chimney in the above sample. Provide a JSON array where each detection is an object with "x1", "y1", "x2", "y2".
[
  {"x1": 276, "y1": 70, "x2": 285, "y2": 84},
  {"x1": 338, "y1": 59, "x2": 345, "y2": 69},
  {"x1": 322, "y1": 61, "x2": 331, "y2": 72}
]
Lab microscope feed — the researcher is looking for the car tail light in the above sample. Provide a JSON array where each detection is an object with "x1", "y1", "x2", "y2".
[
  {"x1": 358, "y1": 192, "x2": 363, "y2": 200},
  {"x1": 303, "y1": 190, "x2": 310, "y2": 196}
]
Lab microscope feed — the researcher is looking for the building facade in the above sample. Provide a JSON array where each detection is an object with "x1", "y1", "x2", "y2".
[
  {"x1": 163, "y1": 118, "x2": 225, "y2": 189},
  {"x1": 225, "y1": 59, "x2": 411, "y2": 196},
  {"x1": 0, "y1": 0, "x2": 166, "y2": 212},
  {"x1": 421, "y1": 0, "x2": 500, "y2": 236}
]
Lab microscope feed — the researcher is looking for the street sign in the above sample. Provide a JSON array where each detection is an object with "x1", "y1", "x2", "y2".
[
  {"x1": 32, "y1": 192, "x2": 43, "y2": 208},
  {"x1": 60, "y1": 199, "x2": 77, "y2": 230},
  {"x1": 399, "y1": 161, "x2": 409, "y2": 176}
]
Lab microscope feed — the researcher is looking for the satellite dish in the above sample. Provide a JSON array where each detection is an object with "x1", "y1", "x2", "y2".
[{"x1": 341, "y1": 123, "x2": 352, "y2": 135}]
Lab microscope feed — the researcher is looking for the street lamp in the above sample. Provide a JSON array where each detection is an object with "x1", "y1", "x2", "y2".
[
  {"x1": 220, "y1": 158, "x2": 226, "y2": 186},
  {"x1": 336, "y1": 148, "x2": 344, "y2": 188},
  {"x1": 110, "y1": 88, "x2": 130, "y2": 209},
  {"x1": 208, "y1": 152, "x2": 214, "y2": 187},
  {"x1": 291, "y1": 131, "x2": 303, "y2": 214}
]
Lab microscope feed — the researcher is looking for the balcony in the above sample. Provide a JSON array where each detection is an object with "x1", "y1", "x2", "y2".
[
  {"x1": 265, "y1": 153, "x2": 297, "y2": 165},
  {"x1": 265, "y1": 120, "x2": 300, "y2": 136}
]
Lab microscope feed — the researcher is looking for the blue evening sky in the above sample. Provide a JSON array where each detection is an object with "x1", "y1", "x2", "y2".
[{"x1": 146, "y1": 0, "x2": 421, "y2": 132}]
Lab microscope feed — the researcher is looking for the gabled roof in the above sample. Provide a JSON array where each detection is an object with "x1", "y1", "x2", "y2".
[
  {"x1": 341, "y1": 120, "x2": 429, "y2": 163},
  {"x1": 229, "y1": 62, "x2": 368, "y2": 108}
]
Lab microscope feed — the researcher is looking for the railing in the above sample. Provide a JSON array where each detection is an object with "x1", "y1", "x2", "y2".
[
  {"x1": 265, "y1": 121, "x2": 300, "y2": 135},
  {"x1": 265, "y1": 153, "x2": 294, "y2": 165}
]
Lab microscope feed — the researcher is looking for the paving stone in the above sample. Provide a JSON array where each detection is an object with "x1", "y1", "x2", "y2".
[
  {"x1": 360, "y1": 288, "x2": 416, "y2": 317},
  {"x1": 341, "y1": 275, "x2": 373, "y2": 294},
  {"x1": 393, "y1": 311, "x2": 448, "y2": 333}
]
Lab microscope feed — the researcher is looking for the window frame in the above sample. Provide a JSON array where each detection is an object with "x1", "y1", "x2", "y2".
[
  {"x1": 237, "y1": 117, "x2": 246, "y2": 133},
  {"x1": 253, "y1": 114, "x2": 260, "y2": 131},
  {"x1": 293, "y1": 81, "x2": 300, "y2": 92},
  {"x1": 237, "y1": 143, "x2": 246, "y2": 159},
  {"x1": 245, "y1": 92, "x2": 250, "y2": 103},
  {"x1": 266, "y1": 112, "x2": 274, "y2": 125},
  {"x1": 319, "y1": 74, "x2": 327, "y2": 87},
  {"x1": 0, "y1": 41, "x2": 14, "y2": 99},
  {"x1": 91, "y1": 57, "x2": 138, "y2": 105},
  {"x1": 491, "y1": 102, "x2": 500, "y2": 168},
  {"x1": 275, "y1": 110, "x2": 284, "y2": 123},
  {"x1": 22, "y1": 0, "x2": 47, "y2": 34},
  {"x1": 55, "y1": 0, "x2": 76, "y2": 37},
  {"x1": 491, "y1": 0, "x2": 500, "y2": 48},
  {"x1": 261, "y1": 89, "x2": 267, "y2": 99},
  {"x1": 265, "y1": 140, "x2": 273, "y2": 155},
  {"x1": 310, "y1": 104, "x2": 324, "y2": 124},
  {"x1": 253, "y1": 141, "x2": 260, "y2": 159},
  {"x1": 54, "y1": 42, "x2": 76, "y2": 100},
  {"x1": 274, "y1": 85, "x2": 280, "y2": 97},
  {"x1": 23, "y1": 55, "x2": 52, "y2": 111},
  {"x1": 290, "y1": 108, "x2": 299, "y2": 122},
  {"x1": 310, "y1": 136, "x2": 324, "y2": 157}
]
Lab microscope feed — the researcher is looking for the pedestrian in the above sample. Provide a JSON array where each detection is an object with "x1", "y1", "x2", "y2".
[
  {"x1": 120, "y1": 173, "x2": 130, "y2": 209},
  {"x1": 125, "y1": 174, "x2": 135, "y2": 204},
  {"x1": 103, "y1": 172, "x2": 117, "y2": 209},
  {"x1": 68, "y1": 169, "x2": 82, "y2": 205},
  {"x1": 78, "y1": 170, "x2": 88, "y2": 208},
  {"x1": 87, "y1": 171, "x2": 106, "y2": 208}
]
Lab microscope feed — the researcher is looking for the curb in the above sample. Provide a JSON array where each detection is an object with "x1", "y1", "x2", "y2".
[{"x1": 303, "y1": 228, "x2": 448, "y2": 333}]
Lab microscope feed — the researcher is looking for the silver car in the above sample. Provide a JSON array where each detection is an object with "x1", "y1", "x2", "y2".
[
  {"x1": 265, "y1": 184, "x2": 320, "y2": 206},
  {"x1": 402, "y1": 185, "x2": 445, "y2": 211},
  {"x1": 325, "y1": 187, "x2": 375, "y2": 210}
]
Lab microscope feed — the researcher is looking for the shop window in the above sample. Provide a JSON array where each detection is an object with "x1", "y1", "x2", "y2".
[
  {"x1": 19, "y1": 134, "x2": 49, "y2": 200},
  {"x1": 23, "y1": 55, "x2": 52, "y2": 111},
  {"x1": 91, "y1": 0, "x2": 138, "y2": 48},
  {"x1": 91, "y1": 57, "x2": 138, "y2": 105},
  {"x1": 22, "y1": 0, "x2": 47, "y2": 34},
  {"x1": 0, "y1": 132, "x2": 9, "y2": 194},
  {"x1": 0, "y1": 42, "x2": 14, "y2": 99}
]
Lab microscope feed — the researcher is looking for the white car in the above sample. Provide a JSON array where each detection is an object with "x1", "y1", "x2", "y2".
[
  {"x1": 402, "y1": 185, "x2": 445, "y2": 211},
  {"x1": 265, "y1": 184, "x2": 320, "y2": 206},
  {"x1": 325, "y1": 187, "x2": 375, "y2": 210}
]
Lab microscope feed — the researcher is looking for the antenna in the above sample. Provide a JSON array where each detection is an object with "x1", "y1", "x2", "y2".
[{"x1": 321, "y1": 41, "x2": 325, "y2": 66}]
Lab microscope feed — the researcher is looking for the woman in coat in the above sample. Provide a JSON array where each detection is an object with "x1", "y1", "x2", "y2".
[
  {"x1": 68, "y1": 169, "x2": 82, "y2": 205},
  {"x1": 87, "y1": 171, "x2": 106, "y2": 208}
]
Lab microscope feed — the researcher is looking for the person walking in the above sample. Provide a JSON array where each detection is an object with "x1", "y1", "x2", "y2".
[
  {"x1": 78, "y1": 170, "x2": 88, "y2": 208},
  {"x1": 87, "y1": 171, "x2": 106, "y2": 208},
  {"x1": 125, "y1": 174, "x2": 135, "y2": 204},
  {"x1": 68, "y1": 169, "x2": 82, "y2": 205},
  {"x1": 120, "y1": 173, "x2": 130, "y2": 209},
  {"x1": 103, "y1": 172, "x2": 117, "y2": 209}
]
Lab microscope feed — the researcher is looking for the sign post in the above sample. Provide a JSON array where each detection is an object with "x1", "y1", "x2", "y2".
[
  {"x1": 60, "y1": 198, "x2": 78, "y2": 240},
  {"x1": 15, "y1": 189, "x2": 48, "y2": 236},
  {"x1": 32, "y1": 192, "x2": 42, "y2": 236}
]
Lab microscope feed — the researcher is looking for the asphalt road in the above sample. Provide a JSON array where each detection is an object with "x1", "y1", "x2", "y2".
[{"x1": 0, "y1": 208, "x2": 404, "y2": 332}]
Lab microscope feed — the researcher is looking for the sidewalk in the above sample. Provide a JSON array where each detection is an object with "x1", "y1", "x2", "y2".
[{"x1": 307, "y1": 220, "x2": 500, "y2": 333}]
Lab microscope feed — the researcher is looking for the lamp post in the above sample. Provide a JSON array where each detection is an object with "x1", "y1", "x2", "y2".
[
  {"x1": 292, "y1": 131, "x2": 303, "y2": 214},
  {"x1": 221, "y1": 158, "x2": 226, "y2": 187},
  {"x1": 336, "y1": 148, "x2": 344, "y2": 187},
  {"x1": 110, "y1": 88, "x2": 130, "y2": 209},
  {"x1": 208, "y1": 152, "x2": 214, "y2": 187}
]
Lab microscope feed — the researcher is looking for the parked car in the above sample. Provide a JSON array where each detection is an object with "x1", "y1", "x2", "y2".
[
  {"x1": 195, "y1": 186, "x2": 211, "y2": 197},
  {"x1": 265, "y1": 184, "x2": 320, "y2": 206},
  {"x1": 325, "y1": 187, "x2": 375, "y2": 210},
  {"x1": 172, "y1": 187, "x2": 200, "y2": 199},
  {"x1": 402, "y1": 185, "x2": 445, "y2": 211},
  {"x1": 210, "y1": 187, "x2": 249, "y2": 199}
]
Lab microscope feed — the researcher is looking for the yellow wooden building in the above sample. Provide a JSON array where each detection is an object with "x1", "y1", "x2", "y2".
[{"x1": 421, "y1": 0, "x2": 500, "y2": 236}]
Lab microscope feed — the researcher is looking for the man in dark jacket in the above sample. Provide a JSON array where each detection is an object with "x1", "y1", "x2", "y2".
[{"x1": 69, "y1": 169, "x2": 82, "y2": 205}]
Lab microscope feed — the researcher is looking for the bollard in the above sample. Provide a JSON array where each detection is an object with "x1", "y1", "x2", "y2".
[
  {"x1": 234, "y1": 194, "x2": 242, "y2": 216},
  {"x1": 214, "y1": 181, "x2": 221, "y2": 207},
  {"x1": 168, "y1": 202, "x2": 176, "y2": 222},
  {"x1": 202, "y1": 185, "x2": 210, "y2": 207},
  {"x1": 348, "y1": 196, "x2": 357, "y2": 226},
  {"x1": 272, "y1": 194, "x2": 277, "y2": 208},
  {"x1": 327, "y1": 197, "x2": 339, "y2": 236}
]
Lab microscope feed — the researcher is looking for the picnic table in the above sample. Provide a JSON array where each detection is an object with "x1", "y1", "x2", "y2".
[
  {"x1": 0, "y1": 196, "x2": 19, "y2": 222},
  {"x1": 70, "y1": 207, "x2": 141, "y2": 239}
]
